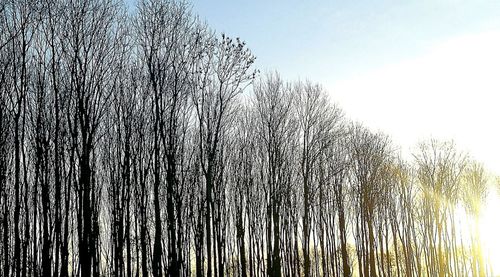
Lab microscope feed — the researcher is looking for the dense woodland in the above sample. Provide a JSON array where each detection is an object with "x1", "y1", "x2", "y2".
[{"x1": 0, "y1": 0, "x2": 496, "y2": 276}]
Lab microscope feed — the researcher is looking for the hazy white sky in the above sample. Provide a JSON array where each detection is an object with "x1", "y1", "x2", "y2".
[
  {"x1": 189, "y1": 1, "x2": 500, "y2": 174},
  {"x1": 330, "y1": 31, "x2": 500, "y2": 174}
]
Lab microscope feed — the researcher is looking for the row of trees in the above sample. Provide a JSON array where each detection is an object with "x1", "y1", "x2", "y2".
[{"x1": 0, "y1": 0, "x2": 494, "y2": 276}]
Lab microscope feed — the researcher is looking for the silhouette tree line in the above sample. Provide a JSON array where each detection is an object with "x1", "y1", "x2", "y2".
[{"x1": 0, "y1": 0, "x2": 493, "y2": 276}]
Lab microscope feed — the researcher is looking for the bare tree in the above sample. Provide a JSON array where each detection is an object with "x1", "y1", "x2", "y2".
[
  {"x1": 59, "y1": 0, "x2": 127, "y2": 275},
  {"x1": 253, "y1": 73, "x2": 297, "y2": 277},
  {"x1": 349, "y1": 124, "x2": 392, "y2": 277},
  {"x1": 191, "y1": 31, "x2": 255, "y2": 277},
  {"x1": 293, "y1": 81, "x2": 343, "y2": 277}
]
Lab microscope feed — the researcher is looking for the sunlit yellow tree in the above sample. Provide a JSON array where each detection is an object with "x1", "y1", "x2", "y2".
[
  {"x1": 462, "y1": 161, "x2": 488, "y2": 277},
  {"x1": 414, "y1": 139, "x2": 467, "y2": 277}
]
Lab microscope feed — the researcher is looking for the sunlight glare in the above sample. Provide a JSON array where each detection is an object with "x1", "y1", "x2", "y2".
[{"x1": 479, "y1": 190, "x2": 500, "y2": 275}]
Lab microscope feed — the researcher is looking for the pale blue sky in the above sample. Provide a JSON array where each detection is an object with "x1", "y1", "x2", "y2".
[
  {"x1": 126, "y1": 1, "x2": 500, "y2": 82},
  {"x1": 188, "y1": 1, "x2": 500, "y2": 83}
]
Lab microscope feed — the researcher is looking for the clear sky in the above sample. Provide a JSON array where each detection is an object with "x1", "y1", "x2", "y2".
[
  {"x1": 189, "y1": 0, "x2": 500, "y2": 174},
  {"x1": 191, "y1": 1, "x2": 500, "y2": 81},
  {"x1": 128, "y1": 0, "x2": 500, "y2": 174}
]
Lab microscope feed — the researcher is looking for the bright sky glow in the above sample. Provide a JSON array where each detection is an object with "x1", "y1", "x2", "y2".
[{"x1": 329, "y1": 31, "x2": 500, "y2": 174}]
